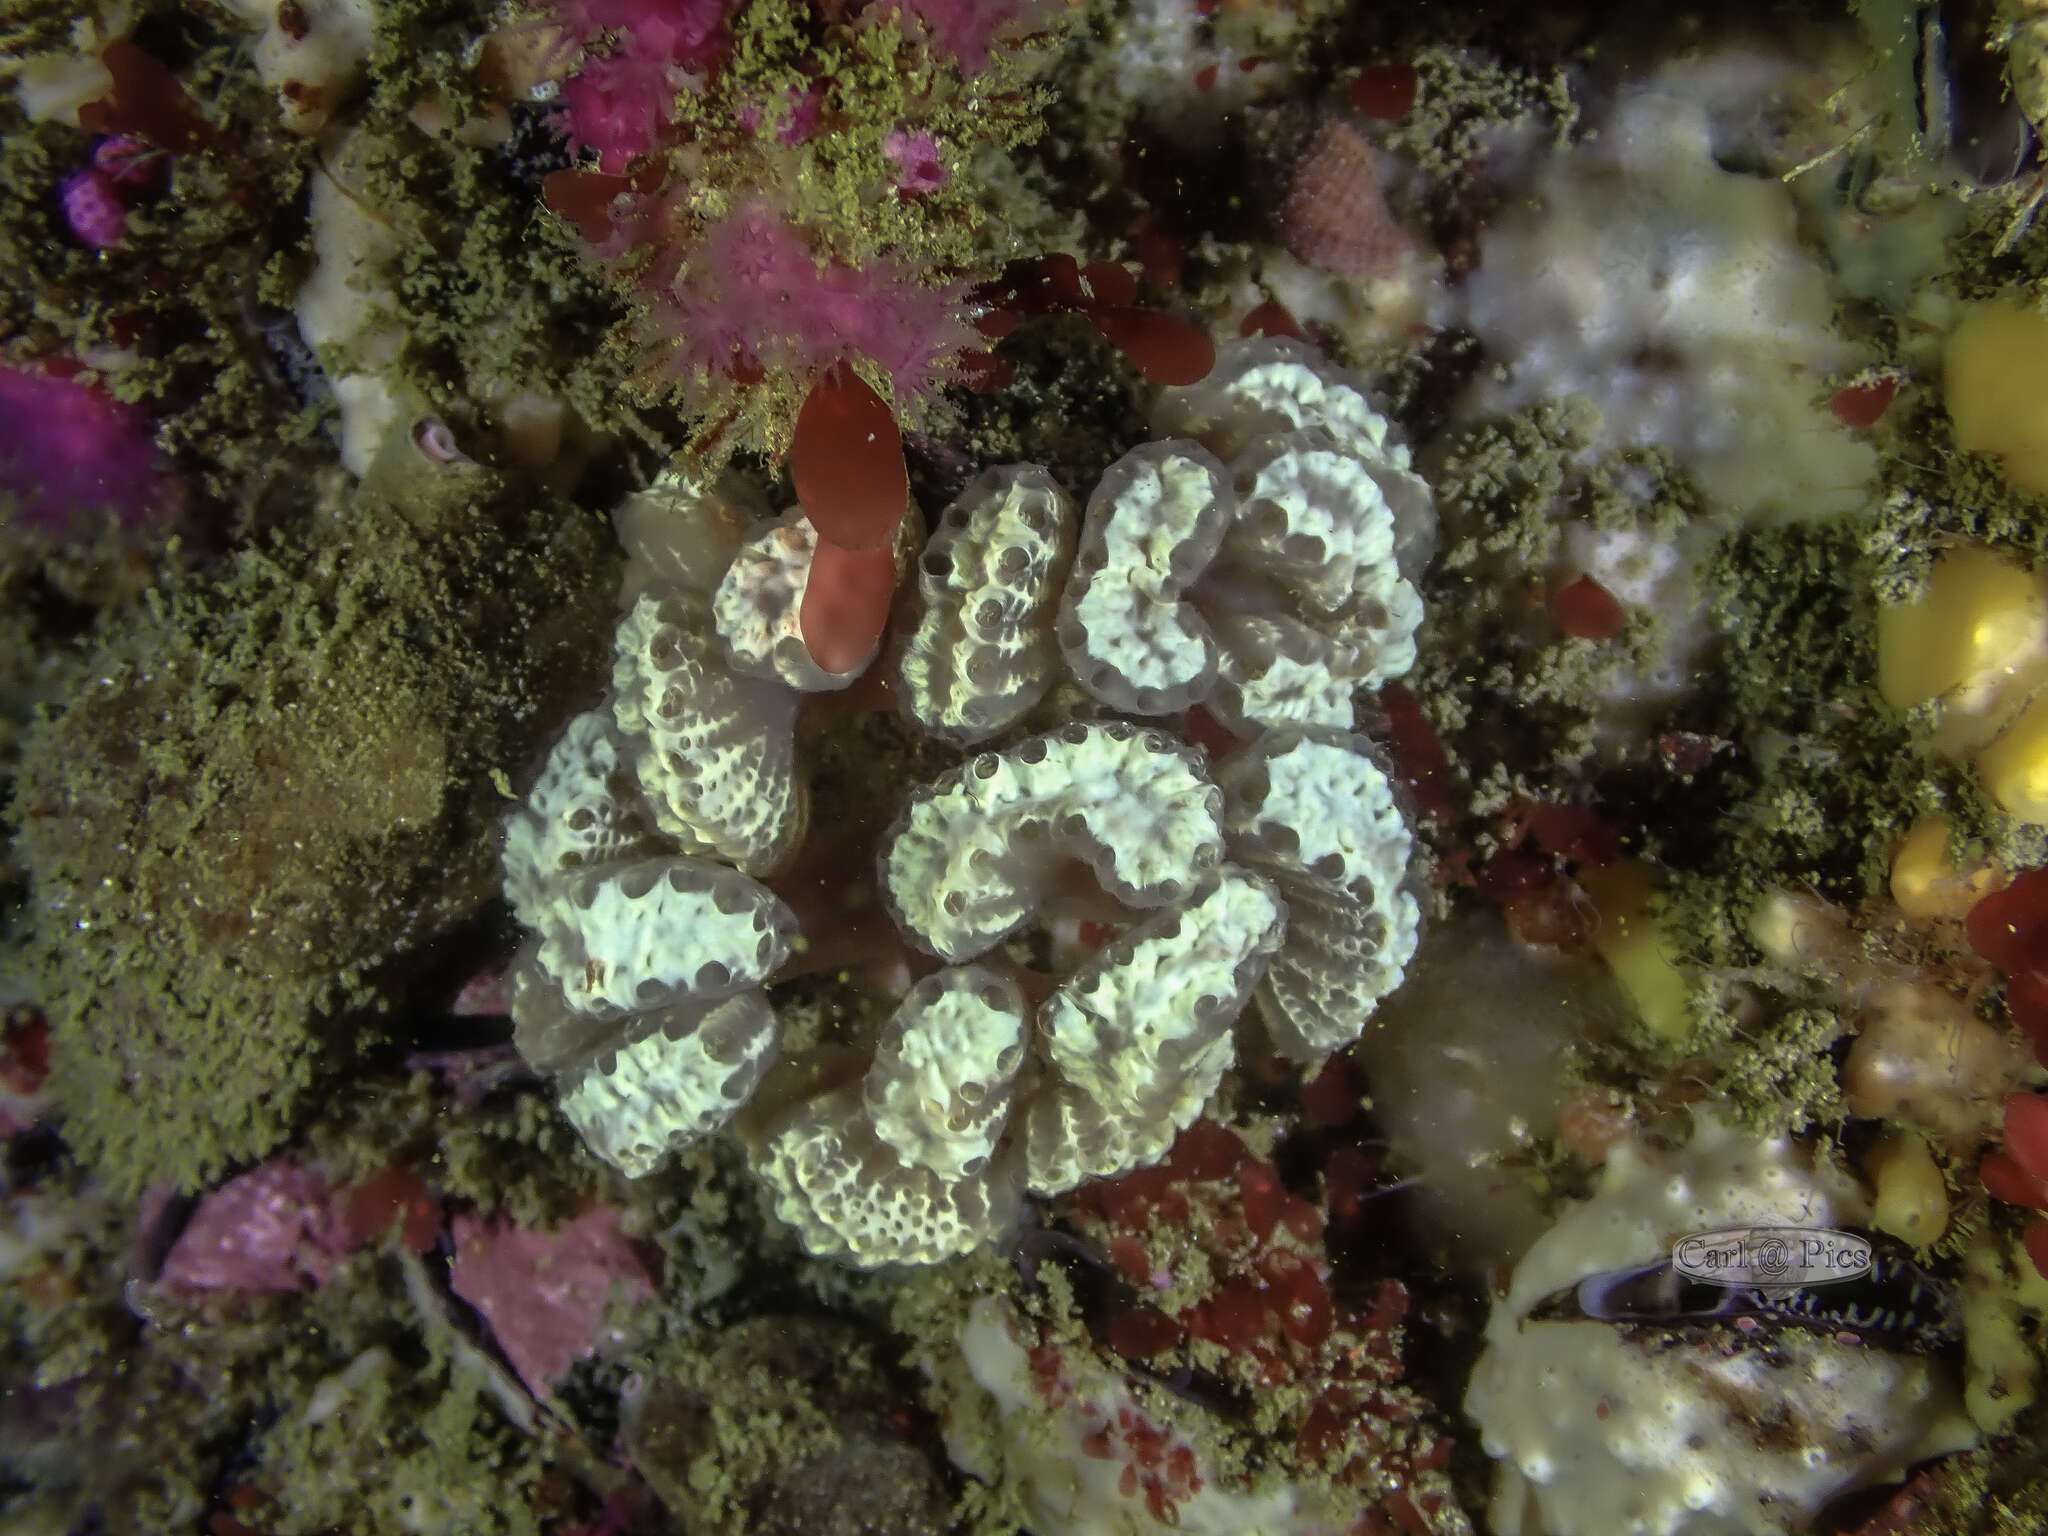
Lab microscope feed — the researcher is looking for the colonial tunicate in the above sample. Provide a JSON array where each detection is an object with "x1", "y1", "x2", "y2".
[{"x1": 1465, "y1": 1116, "x2": 1978, "y2": 1536}]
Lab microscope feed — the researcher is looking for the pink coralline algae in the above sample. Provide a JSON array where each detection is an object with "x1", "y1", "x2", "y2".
[
  {"x1": 0, "y1": 363, "x2": 175, "y2": 541},
  {"x1": 449, "y1": 1207, "x2": 659, "y2": 1396},
  {"x1": 159, "y1": 1162, "x2": 349, "y2": 1294}
]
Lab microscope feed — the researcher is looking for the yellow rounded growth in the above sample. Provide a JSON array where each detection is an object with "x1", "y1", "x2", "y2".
[
  {"x1": 1580, "y1": 860, "x2": 1691, "y2": 1042},
  {"x1": 1875, "y1": 545, "x2": 2043, "y2": 711},
  {"x1": 1889, "y1": 816, "x2": 2003, "y2": 921},
  {"x1": 1863, "y1": 1128, "x2": 1949, "y2": 1245},
  {"x1": 1961, "y1": 1227, "x2": 2046, "y2": 1434},
  {"x1": 1947, "y1": 296, "x2": 2048, "y2": 496},
  {"x1": 1978, "y1": 690, "x2": 2048, "y2": 822}
]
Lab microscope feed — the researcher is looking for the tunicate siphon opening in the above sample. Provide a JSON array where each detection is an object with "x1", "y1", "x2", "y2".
[
  {"x1": 1018, "y1": 738, "x2": 1047, "y2": 764},
  {"x1": 695, "y1": 960, "x2": 732, "y2": 990}
]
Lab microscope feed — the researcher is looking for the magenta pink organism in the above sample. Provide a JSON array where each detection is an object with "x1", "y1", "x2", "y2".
[{"x1": 0, "y1": 363, "x2": 178, "y2": 542}]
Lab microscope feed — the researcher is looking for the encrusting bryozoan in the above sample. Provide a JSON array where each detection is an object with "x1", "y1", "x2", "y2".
[
  {"x1": 503, "y1": 844, "x2": 796, "y2": 1174},
  {"x1": 612, "y1": 594, "x2": 805, "y2": 875},
  {"x1": 559, "y1": 992, "x2": 783, "y2": 1178},
  {"x1": 1153, "y1": 334, "x2": 1416, "y2": 485},
  {"x1": 899, "y1": 465, "x2": 1077, "y2": 742},
  {"x1": 1033, "y1": 868, "x2": 1285, "y2": 1163},
  {"x1": 879, "y1": 721, "x2": 1226, "y2": 964},
  {"x1": 1218, "y1": 726, "x2": 1420, "y2": 1061},
  {"x1": 750, "y1": 865, "x2": 1289, "y2": 1265},
  {"x1": 500, "y1": 710, "x2": 665, "y2": 931},
  {"x1": 1160, "y1": 337, "x2": 1434, "y2": 583},
  {"x1": 499, "y1": 335, "x2": 1432, "y2": 1266},
  {"x1": 502, "y1": 480, "x2": 811, "y2": 1179},
  {"x1": 751, "y1": 967, "x2": 1032, "y2": 1265},
  {"x1": 530, "y1": 856, "x2": 796, "y2": 1019},
  {"x1": 1056, "y1": 340, "x2": 1430, "y2": 732},
  {"x1": 1202, "y1": 427, "x2": 1426, "y2": 729},
  {"x1": 864, "y1": 967, "x2": 1029, "y2": 1183},
  {"x1": 1056, "y1": 441, "x2": 1233, "y2": 715}
]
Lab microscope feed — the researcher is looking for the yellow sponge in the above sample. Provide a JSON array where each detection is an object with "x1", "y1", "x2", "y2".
[
  {"x1": 1978, "y1": 690, "x2": 2048, "y2": 822},
  {"x1": 1876, "y1": 545, "x2": 2042, "y2": 710},
  {"x1": 1889, "y1": 816, "x2": 2002, "y2": 920},
  {"x1": 1865, "y1": 1128, "x2": 1949, "y2": 1246},
  {"x1": 1580, "y1": 860, "x2": 1691, "y2": 1042},
  {"x1": 1947, "y1": 296, "x2": 2048, "y2": 496}
]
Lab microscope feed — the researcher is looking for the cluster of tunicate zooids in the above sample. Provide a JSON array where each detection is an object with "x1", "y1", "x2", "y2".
[{"x1": 500, "y1": 339, "x2": 1434, "y2": 1265}]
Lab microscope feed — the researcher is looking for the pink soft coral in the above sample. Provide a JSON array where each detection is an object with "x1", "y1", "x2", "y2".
[
  {"x1": 655, "y1": 202, "x2": 972, "y2": 400},
  {"x1": 870, "y1": 0, "x2": 1061, "y2": 73},
  {"x1": 554, "y1": 0, "x2": 739, "y2": 171},
  {"x1": 559, "y1": 57, "x2": 677, "y2": 172}
]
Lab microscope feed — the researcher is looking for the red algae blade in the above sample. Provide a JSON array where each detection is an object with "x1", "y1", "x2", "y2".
[
  {"x1": 1087, "y1": 308, "x2": 1216, "y2": 386},
  {"x1": 792, "y1": 369, "x2": 909, "y2": 552},
  {"x1": 800, "y1": 534, "x2": 898, "y2": 674}
]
